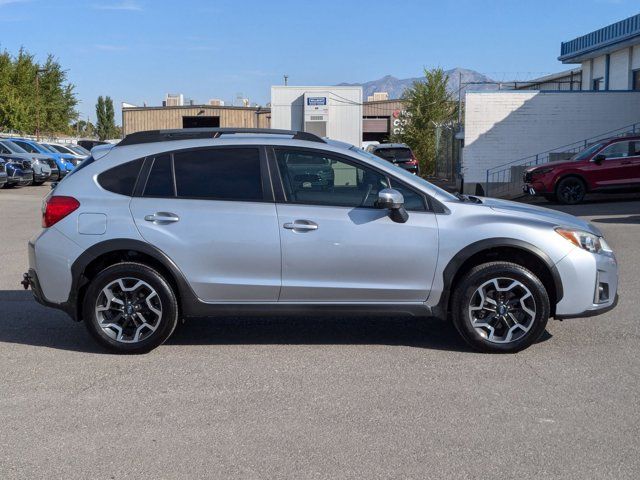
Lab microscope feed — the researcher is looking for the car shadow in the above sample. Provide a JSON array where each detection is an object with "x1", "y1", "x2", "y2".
[
  {"x1": 0, "y1": 290, "x2": 555, "y2": 354},
  {"x1": 590, "y1": 215, "x2": 640, "y2": 225}
]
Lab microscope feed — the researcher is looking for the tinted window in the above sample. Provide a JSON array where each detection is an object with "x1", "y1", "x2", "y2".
[
  {"x1": 2, "y1": 140, "x2": 27, "y2": 154},
  {"x1": 631, "y1": 141, "x2": 640, "y2": 156},
  {"x1": 97, "y1": 158, "x2": 143, "y2": 196},
  {"x1": 14, "y1": 141, "x2": 39, "y2": 153},
  {"x1": 0, "y1": 144, "x2": 10, "y2": 155},
  {"x1": 600, "y1": 141, "x2": 631, "y2": 159},
  {"x1": 276, "y1": 149, "x2": 389, "y2": 208},
  {"x1": 374, "y1": 148, "x2": 413, "y2": 161},
  {"x1": 144, "y1": 155, "x2": 174, "y2": 197},
  {"x1": 174, "y1": 148, "x2": 262, "y2": 201}
]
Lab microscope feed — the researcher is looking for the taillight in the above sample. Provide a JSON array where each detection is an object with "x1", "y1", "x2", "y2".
[
  {"x1": 42, "y1": 196, "x2": 80, "y2": 228},
  {"x1": 407, "y1": 154, "x2": 419, "y2": 166}
]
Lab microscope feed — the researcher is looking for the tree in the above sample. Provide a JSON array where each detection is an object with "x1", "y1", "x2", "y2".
[
  {"x1": 0, "y1": 48, "x2": 77, "y2": 135},
  {"x1": 95, "y1": 95, "x2": 117, "y2": 140},
  {"x1": 392, "y1": 67, "x2": 458, "y2": 176}
]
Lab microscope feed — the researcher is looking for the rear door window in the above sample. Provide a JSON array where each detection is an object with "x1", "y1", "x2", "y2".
[
  {"x1": 143, "y1": 155, "x2": 174, "y2": 197},
  {"x1": 173, "y1": 148, "x2": 262, "y2": 201}
]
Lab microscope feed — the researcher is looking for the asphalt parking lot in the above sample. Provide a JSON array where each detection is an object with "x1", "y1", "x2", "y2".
[{"x1": 0, "y1": 186, "x2": 639, "y2": 479}]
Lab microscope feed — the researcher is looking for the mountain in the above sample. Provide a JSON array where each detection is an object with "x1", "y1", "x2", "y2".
[{"x1": 339, "y1": 68, "x2": 497, "y2": 100}]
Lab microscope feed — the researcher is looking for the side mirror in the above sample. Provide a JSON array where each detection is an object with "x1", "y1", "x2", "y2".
[
  {"x1": 377, "y1": 188, "x2": 409, "y2": 223},
  {"x1": 593, "y1": 154, "x2": 605, "y2": 165}
]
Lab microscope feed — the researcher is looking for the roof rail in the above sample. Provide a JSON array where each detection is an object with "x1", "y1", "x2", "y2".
[{"x1": 118, "y1": 128, "x2": 326, "y2": 146}]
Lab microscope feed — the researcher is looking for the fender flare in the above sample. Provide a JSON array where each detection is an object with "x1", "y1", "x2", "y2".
[{"x1": 436, "y1": 238, "x2": 564, "y2": 316}]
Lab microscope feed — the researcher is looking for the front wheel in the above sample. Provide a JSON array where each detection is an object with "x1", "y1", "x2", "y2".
[
  {"x1": 82, "y1": 262, "x2": 179, "y2": 353},
  {"x1": 556, "y1": 177, "x2": 586, "y2": 204},
  {"x1": 451, "y1": 262, "x2": 550, "y2": 353}
]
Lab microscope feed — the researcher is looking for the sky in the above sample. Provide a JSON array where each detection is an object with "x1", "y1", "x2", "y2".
[{"x1": 0, "y1": 0, "x2": 638, "y2": 123}]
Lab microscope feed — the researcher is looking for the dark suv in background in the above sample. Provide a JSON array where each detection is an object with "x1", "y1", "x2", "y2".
[
  {"x1": 524, "y1": 136, "x2": 640, "y2": 204},
  {"x1": 366, "y1": 143, "x2": 420, "y2": 175}
]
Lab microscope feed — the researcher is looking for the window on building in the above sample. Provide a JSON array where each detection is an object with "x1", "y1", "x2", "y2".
[
  {"x1": 173, "y1": 148, "x2": 262, "y2": 201},
  {"x1": 633, "y1": 70, "x2": 640, "y2": 91},
  {"x1": 592, "y1": 78, "x2": 603, "y2": 91}
]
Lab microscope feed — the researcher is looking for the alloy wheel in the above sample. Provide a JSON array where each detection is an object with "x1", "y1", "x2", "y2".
[
  {"x1": 468, "y1": 277, "x2": 537, "y2": 344},
  {"x1": 95, "y1": 277, "x2": 163, "y2": 343},
  {"x1": 559, "y1": 180, "x2": 584, "y2": 203}
]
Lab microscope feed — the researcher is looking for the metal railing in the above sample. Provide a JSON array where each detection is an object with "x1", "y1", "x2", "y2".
[
  {"x1": 485, "y1": 122, "x2": 640, "y2": 198},
  {"x1": 560, "y1": 14, "x2": 640, "y2": 60}
]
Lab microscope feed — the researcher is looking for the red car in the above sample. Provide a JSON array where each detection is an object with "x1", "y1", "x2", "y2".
[{"x1": 523, "y1": 136, "x2": 640, "y2": 204}]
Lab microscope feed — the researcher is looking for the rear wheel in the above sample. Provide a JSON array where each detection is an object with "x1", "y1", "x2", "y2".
[
  {"x1": 82, "y1": 262, "x2": 178, "y2": 354},
  {"x1": 451, "y1": 262, "x2": 550, "y2": 353},
  {"x1": 556, "y1": 176, "x2": 586, "y2": 204}
]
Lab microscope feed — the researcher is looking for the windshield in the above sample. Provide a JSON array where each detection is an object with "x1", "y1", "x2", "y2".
[
  {"x1": 70, "y1": 145, "x2": 90, "y2": 155},
  {"x1": 50, "y1": 144, "x2": 71, "y2": 154},
  {"x1": 349, "y1": 146, "x2": 458, "y2": 201},
  {"x1": 1, "y1": 140, "x2": 28, "y2": 154},
  {"x1": 41, "y1": 144, "x2": 58, "y2": 153},
  {"x1": 571, "y1": 142, "x2": 604, "y2": 161}
]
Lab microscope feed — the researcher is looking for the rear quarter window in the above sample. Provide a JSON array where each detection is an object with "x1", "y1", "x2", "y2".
[{"x1": 97, "y1": 158, "x2": 144, "y2": 196}]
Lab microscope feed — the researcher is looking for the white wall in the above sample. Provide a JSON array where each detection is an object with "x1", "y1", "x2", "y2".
[
  {"x1": 633, "y1": 45, "x2": 640, "y2": 70},
  {"x1": 463, "y1": 91, "x2": 640, "y2": 184},
  {"x1": 271, "y1": 86, "x2": 363, "y2": 147}
]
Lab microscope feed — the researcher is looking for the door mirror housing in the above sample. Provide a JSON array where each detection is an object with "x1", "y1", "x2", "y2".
[
  {"x1": 377, "y1": 188, "x2": 409, "y2": 223},
  {"x1": 593, "y1": 154, "x2": 605, "y2": 165}
]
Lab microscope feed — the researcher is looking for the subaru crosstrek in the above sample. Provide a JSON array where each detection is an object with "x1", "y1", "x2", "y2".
[{"x1": 24, "y1": 128, "x2": 619, "y2": 354}]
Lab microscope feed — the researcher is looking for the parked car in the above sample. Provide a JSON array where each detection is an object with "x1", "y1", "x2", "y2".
[
  {"x1": 523, "y1": 136, "x2": 640, "y2": 204},
  {"x1": 0, "y1": 159, "x2": 7, "y2": 188},
  {"x1": 1, "y1": 156, "x2": 33, "y2": 187},
  {"x1": 10, "y1": 138, "x2": 75, "y2": 176},
  {"x1": 24, "y1": 128, "x2": 618, "y2": 354},
  {"x1": 366, "y1": 143, "x2": 420, "y2": 175},
  {"x1": 42, "y1": 143, "x2": 89, "y2": 164},
  {"x1": 0, "y1": 139, "x2": 52, "y2": 185},
  {"x1": 40, "y1": 143, "x2": 82, "y2": 166},
  {"x1": 77, "y1": 139, "x2": 108, "y2": 151}
]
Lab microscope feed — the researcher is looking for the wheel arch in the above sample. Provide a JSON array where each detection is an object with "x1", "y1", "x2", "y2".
[
  {"x1": 553, "y1": 173, "x2": 588, "y2": 193},
  {"x1": 69, "y1": 239, "x2": 198, "y2": 321},
  {"x1": 438, "y1": 238, "x2": 564, "y2": 319}
]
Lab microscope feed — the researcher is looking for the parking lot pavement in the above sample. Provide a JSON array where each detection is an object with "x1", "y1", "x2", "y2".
[{"x1": 0, "y1": 186, "x2": 639, "y2": 480}]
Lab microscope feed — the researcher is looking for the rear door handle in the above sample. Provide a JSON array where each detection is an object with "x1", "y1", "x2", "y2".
[
  {"x1": 144, "y1": 212, "x2": 180, "y2": 224},
  {"x1": 283, "y1": 220, "x2": 318, "y2": 231}
]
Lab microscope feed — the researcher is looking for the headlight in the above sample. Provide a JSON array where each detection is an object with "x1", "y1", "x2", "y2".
[
  {"x1": 555, "y1": 227, "x2": 611, "y2": 254},
  {"x1": 533, "y1": 167, "x2": 554, "y2": 175}
]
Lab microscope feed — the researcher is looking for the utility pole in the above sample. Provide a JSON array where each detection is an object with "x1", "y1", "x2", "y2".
[
  {"x1": 284, "y1": 74, "x2": 288, "y2": 86},
  {"x1": 457, "y1": 71, "x2": 462, "y2": 126}
]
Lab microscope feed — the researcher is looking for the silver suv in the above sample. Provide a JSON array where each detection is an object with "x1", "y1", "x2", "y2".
[{"x1": 24, "y1": 129, "x2": 619, "y2": 354}]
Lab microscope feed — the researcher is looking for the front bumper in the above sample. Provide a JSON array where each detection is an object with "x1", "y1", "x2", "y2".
[
  {"x1": 0, "y1": 172, "x2": 7, "y2": 187},
  {"x1": 554, "y1": 246, "x2": 618, "y2": 318}
]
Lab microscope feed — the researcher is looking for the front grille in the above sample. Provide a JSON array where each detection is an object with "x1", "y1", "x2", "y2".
[
  {"x1": 0, "y1": 163, "x2": 5, "y2": 173},
  {"x1": 46, "y1": 159, "x2": 57, "y2": 168},
  {"x1": 22, "y1": 160, "x2": 31, "y2": 170},
  {"x1": 523, "y1": 171, "x2": 533, "y2": 183}
]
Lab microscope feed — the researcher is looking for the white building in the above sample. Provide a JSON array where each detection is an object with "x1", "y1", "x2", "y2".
[
  {"x1": 271, "y1": 86, "x2": 363, "y2": 147},
  {"x1": 164, "y1": 93, "x2": 184, "y2": 107},
  {"x1": 462, "y1": 13, "x2": 640, "y2": 196},
  {"x1": 559, "y1": 13, "x2": 640, "y2": 91}
]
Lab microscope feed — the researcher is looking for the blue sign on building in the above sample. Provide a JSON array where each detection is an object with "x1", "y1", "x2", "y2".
[{"x1": 307, "y1": 97, "x2": 327, "y2": 106}]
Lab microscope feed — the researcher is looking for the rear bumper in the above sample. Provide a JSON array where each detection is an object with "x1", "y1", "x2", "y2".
[{"x1": 23, "y1": 269, "x2": 76, "y2": 319}]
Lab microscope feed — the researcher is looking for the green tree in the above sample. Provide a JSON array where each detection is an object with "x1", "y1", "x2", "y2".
[
  {"x1": 0, "y1": 48, "x2": 77, "y2": 135},
  {"x1": 392, "y1": 67, "x2": 457, "y2": 176},
  {"x1": 95, "y1": 95, "x2": 117, "y2": 140}
]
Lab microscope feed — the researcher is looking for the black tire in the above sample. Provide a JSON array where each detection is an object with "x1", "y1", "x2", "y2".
[
  {"x1": 82, "y1": 262, "x2": 179, "y2": 354},
  {"x1": 555, "y1": 176, "x2": 586, "y2": 204},
  {"x1": 451, "y1": 262, "x2": 550, "y2": 353}
]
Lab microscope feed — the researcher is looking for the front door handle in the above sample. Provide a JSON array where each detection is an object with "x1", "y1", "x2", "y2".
[
  {"x1": 144, "y1": 212, "x2": 180, "y2": 224},
  {"x1": 283, "y1": 220, "x2": 318, "y2": 232}
]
